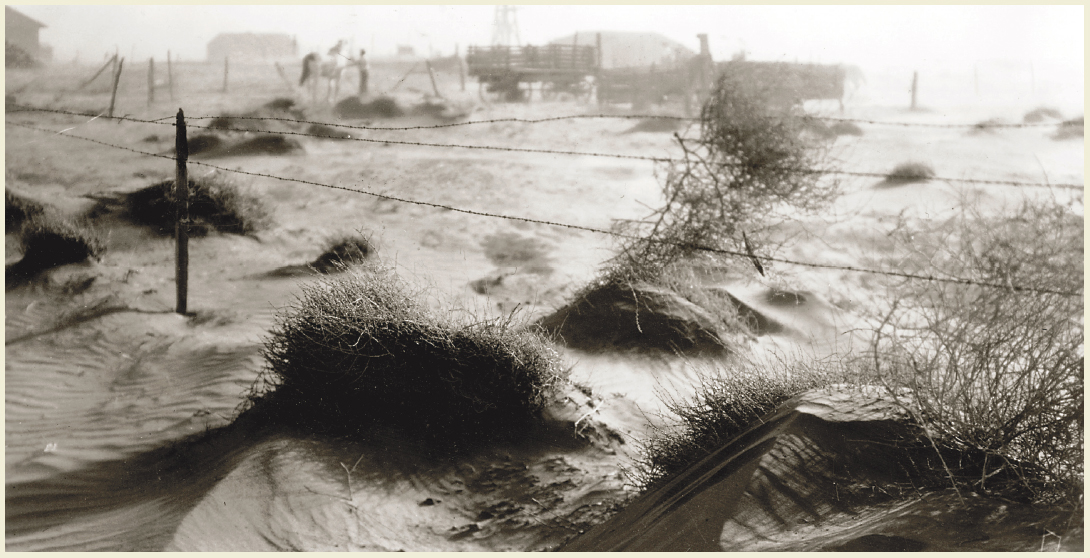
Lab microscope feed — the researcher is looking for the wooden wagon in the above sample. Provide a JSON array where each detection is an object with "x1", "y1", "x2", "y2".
[{"x1": 465, "y1": 43, "x2": 599, "y2": 101}]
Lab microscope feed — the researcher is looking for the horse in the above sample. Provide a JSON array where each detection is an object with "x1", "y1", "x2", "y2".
[{"x1": 300, "y1": 40, "x2": 349, "y2": 105}]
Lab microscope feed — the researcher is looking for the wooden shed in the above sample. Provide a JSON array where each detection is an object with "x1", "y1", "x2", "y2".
[{"x1": 6, "y1": 6, "x2": 46, "y2": 60}]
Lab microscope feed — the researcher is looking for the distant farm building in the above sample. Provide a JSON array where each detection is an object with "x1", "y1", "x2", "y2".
[
  {"x1": 548, "y1": 31, "x2": 694, "y2": 70},
  {"x1": 6, "y1": 6, "x2": 51, "y2": 65},
  {"x1": 206, "y1": 33, "x2": 297, "y2": 62}
]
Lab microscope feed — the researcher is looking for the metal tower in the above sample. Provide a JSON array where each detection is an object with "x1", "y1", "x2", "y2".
[{"x1": 491, "y1": 6, "x2": 521, "y2": 47}]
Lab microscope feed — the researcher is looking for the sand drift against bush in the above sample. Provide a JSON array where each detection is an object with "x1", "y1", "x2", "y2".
[{"x1": 245, "y1": 268, "x2": 566, "y2": 453}]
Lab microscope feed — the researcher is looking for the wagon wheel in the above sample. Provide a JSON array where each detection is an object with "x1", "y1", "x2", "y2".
[{"x1": 540, "y1": 82, "x2": 559, "y2": 101}]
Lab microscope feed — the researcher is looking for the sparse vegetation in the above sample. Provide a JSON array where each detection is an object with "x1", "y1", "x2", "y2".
[
  {"x1": 610, "y1": 67, "x2": 839, "y2": 283},
  {"x1": 884, "y1": 161, "x2": 935, "y2": 184},
  {"x1": 245, "y1": 267, "x2": 565, "y2": 452},
  {"x1": 969, "y1": 117, "x2": 1007, "y2": 135},
  {"x1": 309, "y1": 235, "x2": 374, "y2": 273},
  {"x1": 871, "y1": 195, "x2": 1084, "y2": 505},
  {"x1": 8, "y1": 211, "x2": 105, "y2": 283},
  {"x1": 829, "y1": 120, "x2": 864, "y2": 136},
  {"x1": 124, "y1": 172, "x2": 269, "y2": 236},
  {"x1": 1023, "y1": 107, "x2": 1063, "y2": 123},
  {"x1": 629, "y1": 356, "x2": 860, "y2": 490},
  {"x1": 6, "y1": 188, "x2": 46, "y2": 233},
  {"x1": 1052, "y1": 116, "x2": 1083, "y2": 140}
]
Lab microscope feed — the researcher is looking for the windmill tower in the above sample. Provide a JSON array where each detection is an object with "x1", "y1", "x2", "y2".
[{"x1": 491, "y1": 6, "x2": 521, "y2": 47}]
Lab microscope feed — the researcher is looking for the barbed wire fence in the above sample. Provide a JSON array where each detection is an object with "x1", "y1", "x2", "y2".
[
  {"x1": 9, "y1": 104, "x2": 1083, "y2": 190},
  {"x1": 6, "y1": 104, "x2": 1084, "y2": 312}
]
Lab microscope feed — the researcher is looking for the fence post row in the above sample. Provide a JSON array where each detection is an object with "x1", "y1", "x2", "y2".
[{"x1": 175, "y1": 109, "x2": 189, "y2": 315}]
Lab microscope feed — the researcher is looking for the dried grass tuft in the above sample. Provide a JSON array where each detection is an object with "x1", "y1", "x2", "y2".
[{"x1": 244, "y1": 268, "x2": 566, "y2": 452}]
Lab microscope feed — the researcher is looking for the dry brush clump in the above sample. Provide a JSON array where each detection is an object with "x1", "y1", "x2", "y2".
[
  {"x1": 244, "y1": 268, "x2": 566, "y2": 452},
  {"x1": 6, "y1": 188, "x2": 46, "y2": 233},
  {"x1": 549, "y1": 68, "x2": 838, "y2": 355},
  {"x1": 871, "y1": 195, "x2": 1083, "y2": 505},
  {"x1": 8, "y1": 211, "x2": 105, "y2": 283},
  {"x1": 629, "y1": 356, "x2": 862, "y2": 491},
  {"x1": 309, "y1": 235, "x2": 375, "y2": 273},
  {"x1": 610, "y1": 67, "x2": 839, "y2": 284},
  {"x1": 124, "y1": 172, "x2": 269, "y2": 236},
  {"x1": 1023, "y1": 107, "x2": 1063, "y2": 123},
  {"x1": 884, "y1": 161, "x2": 935, "y2": 184},
  {"x1": 1052, "y1": 116, "x2": 1083, "y2": 141}
]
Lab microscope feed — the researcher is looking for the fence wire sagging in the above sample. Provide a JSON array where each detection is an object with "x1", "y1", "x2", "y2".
[
  {"x1": 6, "y1": 114, "x2": 1083, "y2": 299},
  {"x1": 8, "y1": 104, "x2": 1083, "y2": 191}
]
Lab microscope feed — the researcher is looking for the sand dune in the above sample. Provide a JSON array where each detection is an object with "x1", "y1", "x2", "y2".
[{"x1": 5, "y1": 57, "x2": 1082, "y2": 550}]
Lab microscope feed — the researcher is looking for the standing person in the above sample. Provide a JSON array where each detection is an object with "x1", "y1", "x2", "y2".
[{"x1": 356, "y1": 49, "x2": 370, "y2": 96}]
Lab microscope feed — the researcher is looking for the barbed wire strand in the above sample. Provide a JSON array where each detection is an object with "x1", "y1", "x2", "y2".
[
  {"x1": 8, "y1": 120, "x2": 1082, "y2": 299},
  {"x1": 8, "y1": 112, "x2": 1082, "y2": 190},
  {"x1": 9, "y1": 103, "x2": 1071, "y2": 132}
]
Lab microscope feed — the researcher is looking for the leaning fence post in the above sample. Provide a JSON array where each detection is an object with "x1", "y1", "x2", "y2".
[
  {"x1": 108, "y1": 57, "x2": 124, "y2": 118},
  {"x1": 222, "y1": 56, "x2": 229, "y2": 93},
  {"x1": 175, "y1": 108, "x2": 189, "y2": 315},
  {"x1": 425, "y1": 59, "x2": 442, "y2": 98},
  {"x1": 147, "y1": 57, "x2": 155, "y2": 107}
]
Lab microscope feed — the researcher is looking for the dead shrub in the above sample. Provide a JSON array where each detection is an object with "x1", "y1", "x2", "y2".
[
  {"x1": 870, "y1": 195, "x2": 1083, "y2": 505},
  {"x1": 309, "y1": 235, "x2": 374, "y2": 273},
  {"x1": 884, "y1": 161, "x2": 935, "y2": 184},
  {"x1": 1052, "y1": 117, "x2": 1083, "y2": 140},
  {"x1": 610, "y1": 67, "x2": 839, "y2": 283},
  {"x1": 629, "y1": 356, "x2": 860, "y2": 490},
  {"x1": 1023, "y1": 107, "x2": 1063, "y2": 123},
  {"x1": 6, "y1": 188, "x2": 46, "y2": 234},
  {"x1": 8, "y1": 212, "x2": 105, "y2": 284},
  {"x1": 124, "y1": 172, "x2": 269, "y2": 236},
  {"x1": 245, "y1": 268, "x2": 565, "y2": 452}
]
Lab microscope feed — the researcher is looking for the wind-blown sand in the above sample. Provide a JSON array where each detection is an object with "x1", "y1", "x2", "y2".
[{"x1": 5, "y1": 59, "x2": 1083, "y2": 550}]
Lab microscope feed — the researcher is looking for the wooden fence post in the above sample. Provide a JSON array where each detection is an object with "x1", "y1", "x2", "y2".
[
  {"x1": 108, "y1": 57, "x2": 124, "y2": 118},
  {"x1": 167, "y1": 50, "x2": 175, "y2": 101},
  {"x1": 175, "y1": 108, "x2": 189, "y2": 315},
  {"x1": 222, "y1": 56, "x2": 229, "y2": 93},
  {"x1": 147, "y1": 57, "x2": 155, "y2": 107},
  {"x1": 425, "y1": 60, "x2": 442, "y2": 98},
  {"x1": 911, "y1": 71, "x2": 918, "y2": 110},
  {"x1": 456, "y1": 44, "x2": 465, "y2": 92}
]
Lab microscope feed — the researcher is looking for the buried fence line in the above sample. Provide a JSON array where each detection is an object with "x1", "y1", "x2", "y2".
[
  {"x1": 7, "y1": 113, "x2": 1083, "y2": 191},
  {"x1": 8, "y1": 119, "x2": 1083, "y2": 299}
]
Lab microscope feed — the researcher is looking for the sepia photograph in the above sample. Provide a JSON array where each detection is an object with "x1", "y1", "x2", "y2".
[{"x1": 5, "y1": 4, "x2": 1083, "y2": 551}]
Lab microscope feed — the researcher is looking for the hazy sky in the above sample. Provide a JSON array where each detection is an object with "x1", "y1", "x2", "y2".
[{"x1": 13, "y1": 4, "x2": 1084, "y2": 75}]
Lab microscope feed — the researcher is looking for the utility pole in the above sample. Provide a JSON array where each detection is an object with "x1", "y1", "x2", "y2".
[{"x1": 492, "y1": 5, "x2": 521, "y2": 47}]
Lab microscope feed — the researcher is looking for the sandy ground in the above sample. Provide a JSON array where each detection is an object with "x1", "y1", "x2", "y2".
[{"x1": 5, "y1": 58, "x2": 1083, "y2": 550}]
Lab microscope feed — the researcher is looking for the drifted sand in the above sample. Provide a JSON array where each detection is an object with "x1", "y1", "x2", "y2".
[{"x1": 5, "y1": 59, "x2": 1083, "y2": 550}]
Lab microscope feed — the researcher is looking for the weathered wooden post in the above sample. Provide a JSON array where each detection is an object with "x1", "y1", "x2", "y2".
[
  {"x1": 911, "y1": 71, "x2": 918, "y2": 110},
  {"x1": 147, "y1": 57, "x2": 155, "y2": 107},
  {"x1": 222, "y1": 56, "x2": 229, "y2": 93},
  {"x1": 175, "y1": 109, "x2": 189, "y2": 315},
  {"x1": 167, "y1": 50, "x2": 175, "y2": 101},
  {"x1": 456, "y1": 44, "x2": 465, "y2": 92},
  {"x1": 425, "y1": 59, "x2": 442, "y2": 98},
  {"x1": 108, "y1": 57, "x2": 124, "y2": 118}
]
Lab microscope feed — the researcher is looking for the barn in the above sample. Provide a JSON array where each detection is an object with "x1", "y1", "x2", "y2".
[
  {"x1": 206, "y1": 33, "x2": 298, "y2": 63},
  {"x1": 6, "y1": 6, "x2": 49, "y2": 63},
  {"x1": 548, "y1": 31, "x2": 694, "y2": 71}
]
